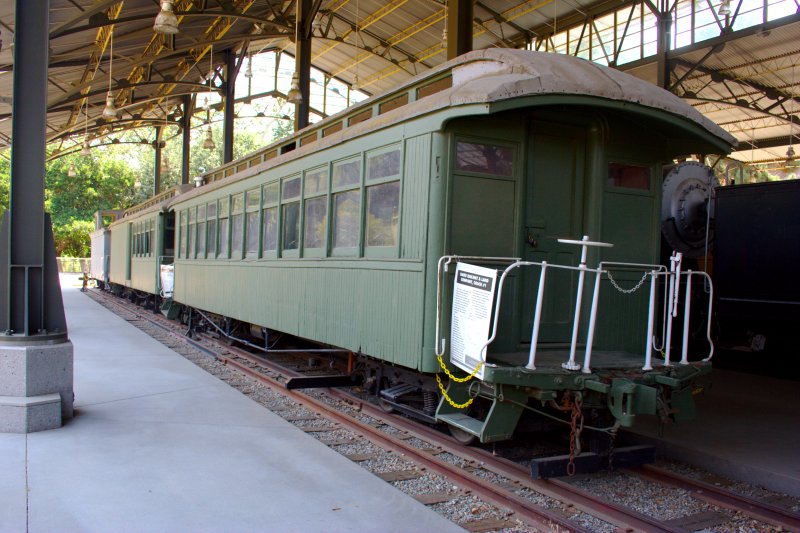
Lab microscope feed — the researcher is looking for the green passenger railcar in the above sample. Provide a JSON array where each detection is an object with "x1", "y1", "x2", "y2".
[
  {"x1": 119, "y1": 50, "x2": 735, "y2": 454},
  {"x1": 108, "y1": 187, "x2": 183, "y2": 297}
]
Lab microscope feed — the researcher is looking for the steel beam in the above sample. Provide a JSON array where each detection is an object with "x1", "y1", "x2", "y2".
[
  {"x1": 294, "y1": 0, "x2": 312, "y2": 131},
  {"x1": 182, "y1": 94, "x2": 192, "y2": 185},
  {"x1": 154, "y1": 126, "x2": 162, "y2": 195},
  {"x1": 1, "y1": 0, "x2": 67, "y2": 341},
  {"x1": 223, "y1": 50, "x2": 235, "y2": 163},
  {"x1": 447, "y1": 0, "x2": 473, "y2": 60}
]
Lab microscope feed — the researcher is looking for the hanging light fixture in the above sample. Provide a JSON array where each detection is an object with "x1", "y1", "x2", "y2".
[
  {"x1": 245, "y1": 54, "x2": 253, "y2": 78},
  {"x1": 102, "y1": 26, "x2": 118, "y2": 120},
  {"x1": 80, "y1": 99, "x2": 92, "y2": 156},
  {"x1": 442, "y1": 0, "x2": 448, "y2": 49},
  {"x1": 154, "y1": 0, "x2": 179, "y2": 34},
  {"x1": 68, "y1": 163, "x2": 77, "y2": 177},
  {"x1": 718, "y1": 0, "x2": 731, "y2": 17},
  {"x1": 287, "y1": 72, "x2": 303, "y2": 103},
  {"x1": 203, "y1": 126, "x2": 216, "y2": 150},
  {"x1": 288, "y1": 7, "x2": 304, "y2": 105}
]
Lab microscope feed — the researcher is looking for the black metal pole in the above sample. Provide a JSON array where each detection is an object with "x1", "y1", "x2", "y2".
[
  {"x1": 294, "y1": 0, "x2": 311, "y2": 131},
  {"x1": 447, "y1": 0, "x2": 473, "y2": 60},
  {"x1": 0, "y1": 0, "x2": 67, "y2": 340},
  {"x1": 223, "y1": 50, "x2": 236, "y2": 164},
  {"x1": 154, "y1": 126, "x2": 162, "y2": 195},
  {"x1": 181, "y1": 94, "x2": 192, "y2": 185}
]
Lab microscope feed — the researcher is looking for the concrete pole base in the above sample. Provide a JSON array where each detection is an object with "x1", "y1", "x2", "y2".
[{"x1": 0, "y1": 342, "x2": 74, "y2": 433}]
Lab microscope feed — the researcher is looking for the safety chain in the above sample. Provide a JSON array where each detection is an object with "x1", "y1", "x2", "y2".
[
  {"x1": 567, "y1": 394, "x2": 584, "y2": 476},
  {"x1": 607, "y1": 422, "x2": 619, "y2": 472},
  {"x1": 435, "y1": 353, "x2": 484, "y2": 409},
  {"x1": 607, "y1": 270, "x2": 649, "y2": 294}
]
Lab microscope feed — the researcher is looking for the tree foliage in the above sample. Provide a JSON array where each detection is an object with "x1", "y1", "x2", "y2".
[{"x1": 2, "y1": 98, "x2": 295, "y2": 257}]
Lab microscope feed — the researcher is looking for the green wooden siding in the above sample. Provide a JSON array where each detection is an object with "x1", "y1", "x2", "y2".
[{"x1": 175, "y1": 261, "x2": 425, "y2": 368}]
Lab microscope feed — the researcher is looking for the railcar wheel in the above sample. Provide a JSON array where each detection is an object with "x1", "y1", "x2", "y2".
[{"x1": 448, "y1": 425, "x2": 478, "y2": 446}]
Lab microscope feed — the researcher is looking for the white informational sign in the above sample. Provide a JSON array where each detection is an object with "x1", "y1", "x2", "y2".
[
  {"x1": 160, "y1": 264, "x2": 174, "y2": 298},
  {"x1": 449, "y1": 262, "x2": 498, "y2": 381}
]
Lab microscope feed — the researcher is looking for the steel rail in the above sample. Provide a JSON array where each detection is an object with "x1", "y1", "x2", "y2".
[
  {"x1": 91, "y1": 291, "x2": 768, "y2": 533},
  {"x1": 87, "y1": 291, "x2": 587, "y2": 531},
  {"x1": 214, "y1": 342, "x2": 679, "y2": 533},
  {"x1": 217, "y1": 355, "x2": 592, "y2": 533},
  {"x1": 631, "y1": 464, "x2": 800, "y2": 531}
]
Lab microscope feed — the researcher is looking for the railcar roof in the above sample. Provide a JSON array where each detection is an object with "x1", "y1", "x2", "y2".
[
  {"x1": 176, "y1": 48, "x2": 736, "y2": 202},
  {"x1": 440, "y1": 49, "x2": 737, "y2": 147}
]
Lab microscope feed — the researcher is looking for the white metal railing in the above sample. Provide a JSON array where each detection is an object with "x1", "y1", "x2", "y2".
[{"x1": 435, "y1": 238, "x2": 715, "y2": 376}]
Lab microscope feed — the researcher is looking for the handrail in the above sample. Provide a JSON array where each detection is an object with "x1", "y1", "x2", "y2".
[{"x1": 435, "y1": 248, "x2": 715, "y2": 378}]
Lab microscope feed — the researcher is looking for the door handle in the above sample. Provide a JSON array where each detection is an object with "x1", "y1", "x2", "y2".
[{"x1": 526, "y1": 234, "x2": 538, "y2": 248}]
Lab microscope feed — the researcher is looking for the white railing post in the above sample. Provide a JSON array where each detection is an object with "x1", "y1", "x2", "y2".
[
  {"x1": 581, "y1": 268, "x2": 604, "y2": 374},
  {"x1": 642, "y1": 271, "x2": 657, "y2": 371},
  {"x1": 564, "y1": 236, "x2": 590, "y2": 371},
  {"x1": 681, "y1": 271, "x2": 693, "y2": 365},
  {"x1": 526, "y1": 262, "x2": 548, "y2": 370}
]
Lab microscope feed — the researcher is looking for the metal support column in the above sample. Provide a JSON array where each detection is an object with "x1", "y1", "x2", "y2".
[
  {"x1": 223, "y1": 50, "x2": 236, "y2": 164},
  {"x1": 1, "y1": 0, "x2": 67, "y2": 341},
  {"x1": 447, "y1": 0, "x2": 473, "y2": 60},
  {"x1": 0, "y1": 0, "x2": 73, "y2": 433},
  {"x1": 294, "y1": 0, "x2": 312, "y2": 131},
  {"x1": 656, "y1": 3, "x2": 673, "y2": 89},
  {"x1": 154, "y1": 126, "x2": 162, "y2": 195},
  {"x1": 181, "y1": 94, "x2": 192, "y2": 185}
]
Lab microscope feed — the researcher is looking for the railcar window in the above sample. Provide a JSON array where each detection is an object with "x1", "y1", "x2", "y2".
[
  {"x1": 455, "y1": 141, "x2": 514, "y2": 177},
  {"x1": 187, "y1": 208, "x2": 196, "y2": 259},
  {"x1": 282, "y1": 176, "x2": 301, "y2": 253},
  {"x1": 366, "y1": 181, "x2": 400, "y2": 247},
  {"x1": 303, "y1": 167, "x2": 329, "y2": 254},
  {"x1": 145, "y1": 220, "x2": 151, "y2": 256},
  {"x1": 304, "y1": 168, "x2": 328, "y2": 196},
  {"x1": 367, "y1": 147, "x2": 401, "y2": 182},
  {"x1": 332, "y1": 190, "x2": 360, "y2": 250},
  {"x1": 263, "y1": 207, "x2": 278, "y2": 253},
  {"x1": 282, "y1": 203, "x2": 300, "y2": 251},
  {"x1": 304, "y1": 197, "x2": 327, "y2": 250},
  {"x1": 263, "y1": 182, "x2": 279, "y2": 205},
  {"x1": 332, "y1": 159, "x2": 360, "y2": 188},
  {"x1": 231, "y1": 193, "x2": 245, "y2": 258},
  {"x1": 207, "y1": 203, "x2": 217, "y2": 257},
  {"x1": 197, "y1": 205, "x2": 207, "y2": 257},
  {"x1": 332, "y1": 157, "x2": 362, "y2": 256},
  {"x1": 246, "y1": 189, "x2": 260, "y2": 255},
  {"x1": 218, "y1": 199, "x2": 230, "y2": 258},
  {"x1": 282, "y1": 177, "x2": 301, "y2": 200},
  {"x1": 607, "y1": 162, "x2": 651, "y2": 190},
  {"x1": 179, "y1": 211, "x2": 187, "y2": 259},
  {"x1": 262, "y1": 182, "x2": 279, "y2": 255},
  {"x1": 149, "y1": 221, "x2": 154, "y2": 257}
]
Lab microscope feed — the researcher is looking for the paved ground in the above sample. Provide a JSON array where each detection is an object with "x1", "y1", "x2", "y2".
[{"x1": 0, "y1": 275, "x2": 465, "y2": 533}]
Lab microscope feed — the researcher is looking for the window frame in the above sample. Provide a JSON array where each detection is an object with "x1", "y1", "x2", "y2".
[
  {"x1": 364, "y1": 143, "x2": 403, "y2": 258},
  {"x1": 330, "y1": 156, "x2": 363, "y2": 258},
  {"x1": 245, "y1": 188, "x2": 262, "y2": 258},
  {"x1": 280, "y1": 175, "x2": 302, "y2": 258},
  {"x1": 261, "y1": 181, "x2": 280, "y2": 258},
  {"x1": 302, "y1": 165, "x2": 329, "y2": 258}
]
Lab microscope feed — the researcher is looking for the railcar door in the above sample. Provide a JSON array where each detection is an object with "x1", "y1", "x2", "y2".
[{"x1": 521, "y1": 122, "x2": 586, "y2": 344}]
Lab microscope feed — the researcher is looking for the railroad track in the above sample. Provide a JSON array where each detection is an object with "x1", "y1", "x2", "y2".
[{"x1": 87, "y1": 289, "x2": 800, "y2": 533}]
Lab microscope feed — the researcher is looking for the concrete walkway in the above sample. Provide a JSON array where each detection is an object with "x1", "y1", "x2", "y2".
[
  {"x1": 629, "y1": 368, "x2": 800, "y2": 497},
  {"x1": 0, "y1": 276, "x2": 464, "y2": 533}
]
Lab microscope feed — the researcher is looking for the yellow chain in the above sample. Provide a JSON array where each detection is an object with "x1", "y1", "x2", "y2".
[
  {"x1": 435, "y1": 353, "x2": 483, "y2": 409},
  {"x1": 436, "y1": 353, "x2": 483, "y2": 382},
  {"x1": 436, "y1": 373, "x2": 475, "y2": 409}
]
